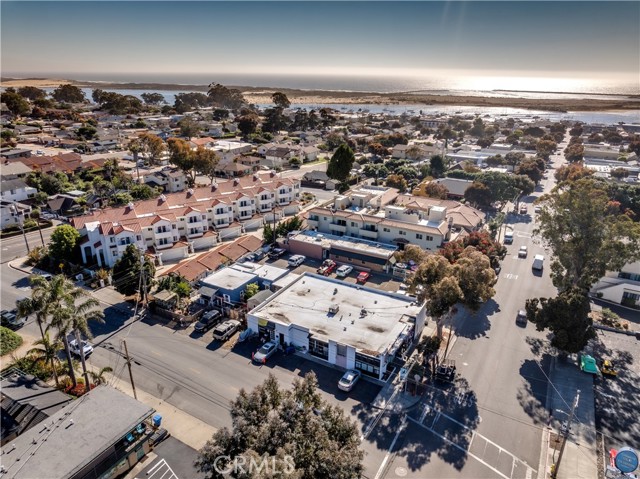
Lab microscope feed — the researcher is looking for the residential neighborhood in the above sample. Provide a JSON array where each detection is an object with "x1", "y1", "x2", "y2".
[
  {"x1": 2, "y1": 81, "x2": 639, "y2": 479},
  {"x1": 2, "y1": 2, "x2": 640, "y2": 478}
]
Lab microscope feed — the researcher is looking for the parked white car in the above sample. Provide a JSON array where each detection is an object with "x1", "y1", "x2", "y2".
[
  {"x1": 287, "y1": 255, "x2": 306, "y2": 267},
  {"x1": 338, "y1": 369, "x2": 361, "y2": 392},
  {"x1": 69, "y1": 339, "x2": 94, "y2": 357},
  {"x1": 336, "y1": 265, "x2": 353, "y2": 278}
]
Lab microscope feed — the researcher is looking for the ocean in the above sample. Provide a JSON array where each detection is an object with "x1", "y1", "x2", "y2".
[
  {"x1": 8, "y1": 71, "x2": 640, "y2": 97},
  {"x1": 5, "y1": 71, "x2": 639, "y2": 124}
]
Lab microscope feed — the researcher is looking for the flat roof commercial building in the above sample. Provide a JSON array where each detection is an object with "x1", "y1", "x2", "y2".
[
  {"x1": 288, "y1": 230, "x2": 398, "y2": 273},
  {"x1": 0, "y1": 386, "x2": 155, "y2": 479},
  {"x1": 247, "y1": 273, "x2": 426, "y2": 381}
]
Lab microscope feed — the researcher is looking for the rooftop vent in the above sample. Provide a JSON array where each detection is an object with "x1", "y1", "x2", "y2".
[
  {"x1": 160, "y1": 194, "x2": 166, "y2": 202},
  {"x1": 329, "y1": 304, "x2": 340, "y2": 314},
  {"x1": 126, "y1": 202, "x2": 134, "y2": 209},
  {"x1": 187, "y1": 188, "x2": 194, "y2": 196}
]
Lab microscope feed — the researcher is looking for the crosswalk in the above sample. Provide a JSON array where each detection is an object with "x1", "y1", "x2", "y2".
[{"x1": 411, "y1": 405, "x2": 537, "y2": 479}]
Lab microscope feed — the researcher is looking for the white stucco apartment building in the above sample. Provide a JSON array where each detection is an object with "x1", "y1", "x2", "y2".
[{"x1": 71, "y1": 173, "x2": 301, "y2": 267}]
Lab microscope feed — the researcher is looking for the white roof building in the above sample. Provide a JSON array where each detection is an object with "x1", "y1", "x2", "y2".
[{"x1": 247, "y1": 273, "x2": 426, "y2": 381}]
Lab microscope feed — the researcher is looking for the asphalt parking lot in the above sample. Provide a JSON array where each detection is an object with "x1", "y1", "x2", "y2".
[
  {"x1": 138, "y1": 436, "x2": 204, "y2": 479},
  {"x1": 591, "y1": 329, "x2": 640, "y2": 453},
  {"x1": 265, "y1": 253, "x2": 405, "y2": 293}
]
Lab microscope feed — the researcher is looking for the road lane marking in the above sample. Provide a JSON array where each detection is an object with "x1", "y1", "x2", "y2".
[
  {"x1": 435, "y1": 411, "x2": 536, "y2": 471},
  {"x1": 361, "y1": 388, "x2": 399, "y2": 441},
  {"x1": 374, "y1": 415, "x2": 407, "y2": 479},
  {"x1": 408, "y1": 416, "x2": 510, "y2": 479},
  {"x1": 416, "y1": 410, "x2": 536, "y2": 478},
  {"x1": 504, "y1": 274, "x2": 518, "y2": 280}
]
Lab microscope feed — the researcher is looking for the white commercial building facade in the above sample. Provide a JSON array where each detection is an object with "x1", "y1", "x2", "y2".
[{"x1": 248, "y1": 273, "x2": 427, "y2": 381}]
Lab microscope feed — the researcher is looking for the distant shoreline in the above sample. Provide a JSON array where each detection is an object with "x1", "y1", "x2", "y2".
[{"x1": 2, "y1": 77, "x2": 639, "y2": 113}]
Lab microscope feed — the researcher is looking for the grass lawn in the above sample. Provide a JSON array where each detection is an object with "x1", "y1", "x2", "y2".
[{"x1": 1, "y1": 326, "x2": 23, "y2": 356}]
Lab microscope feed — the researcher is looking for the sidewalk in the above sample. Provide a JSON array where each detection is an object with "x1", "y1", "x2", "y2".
[
  {"x1": 106, "y1": 371, "x2": 217, "y2": 451},
  {"x1": 543, "y1": 356, "x2": 598, "y2": 479},
  {"x1": 370, "y1": 322, "x2": 456, "y2": 412},
  {"x1": 8, "y1": 257, "x2": 34, "y2": 276}
]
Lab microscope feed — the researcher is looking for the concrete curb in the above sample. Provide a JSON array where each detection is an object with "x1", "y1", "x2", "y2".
[
  {"x1": 8, "y1": 258, "x2": 33, "y2": 276},
  {"x1": 593, "y1": 323, "x2": 638, "y2": 337}
]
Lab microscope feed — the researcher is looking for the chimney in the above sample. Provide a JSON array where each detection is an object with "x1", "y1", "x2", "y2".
[
  {"x1": 270, "y1": 171, "x2": 276, "y2": 178},
  {"x1": 234, "y1": 178, "x2": 239, "y2": 186},
  {"x1": 187, "y1": 188, "x2": 194, "y2": 197}
]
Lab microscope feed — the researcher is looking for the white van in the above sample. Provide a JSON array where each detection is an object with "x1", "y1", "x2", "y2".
[{"x1": 532, "y1": 255, "x2": 544, "y2": 271}]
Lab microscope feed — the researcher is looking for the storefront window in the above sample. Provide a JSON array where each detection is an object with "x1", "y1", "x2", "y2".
[
  {"x1": 309, "y1": 337, "x2": 329, "y2": 359},
  {"x1": 355, "y1": 352, "x2": 380, "y2": 378}
]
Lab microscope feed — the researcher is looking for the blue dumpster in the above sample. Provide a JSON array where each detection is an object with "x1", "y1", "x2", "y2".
[{"x1": 152, "y1": 414, "x2": 162, "y2": 427}]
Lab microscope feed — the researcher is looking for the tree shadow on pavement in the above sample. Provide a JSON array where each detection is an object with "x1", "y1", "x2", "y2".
[
  {"x1": 591, "y1": 334, "x2": 640, "y2": 451},
  {"x1": 454, "y1": 301, "x2": 498, "y2": 340},
  {"x1": 517, "y1": 355, "x2": 553, "y2": 426},
  {"x1": 525, "y1": 335, "x2": 555, "y2": 358},
  {"x1": 89, "y1": 305, "x2": 134, "y2": 337},
  {"x1": 356, "y1": 377, "x2": 480, "y2": 473}
]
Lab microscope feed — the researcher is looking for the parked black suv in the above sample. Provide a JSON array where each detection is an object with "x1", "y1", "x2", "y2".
[
  {"x1": 267, "y1": 248, "x2": 286, "y2": 259},
  {"x1": 193, "y1": 310, "x2": 222, "y2": 333}
]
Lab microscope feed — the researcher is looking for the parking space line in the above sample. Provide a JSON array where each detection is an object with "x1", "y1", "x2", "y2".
[
  {"x1": 435, "y1": 411, "x2": 537, "y2": 475},
  {"x1": 408, "y1": 416, "x2": 510, "y2": 479},
  {"x1": 414, "y1": 410, "x2": 537, "y2": 478}
]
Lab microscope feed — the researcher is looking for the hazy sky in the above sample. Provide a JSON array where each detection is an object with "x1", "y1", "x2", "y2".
[{"x1": 2, "y1": 1, "x2": 639, "y2": 83}]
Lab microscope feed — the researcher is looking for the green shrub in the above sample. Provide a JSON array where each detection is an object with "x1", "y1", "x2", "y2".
[{"x1": 0, "y1": 327, "x2": 23, "y2": 356}]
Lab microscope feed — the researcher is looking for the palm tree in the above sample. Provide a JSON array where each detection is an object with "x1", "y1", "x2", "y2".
[
  {"x1": 89, "y1": 366, "x2": 113, "y2": 386},
  {"x1": 27, "y1": 274, "x2": 96, "y2": 389},
  {"x1": 27, "y1": 329, "x2": 63, "y2": 386},
  {"x1": 16, "y1": 274, "x2": 55, "y2": 343},
  {"x1": 50, "y1": 308, "x2": 78, "y2": 388},
  {"x1": 64, "y1": 297, "x2": 104, "y2": 393}
]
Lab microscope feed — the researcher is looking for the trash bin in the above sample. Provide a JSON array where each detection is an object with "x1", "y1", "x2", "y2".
[{"x1": 152, "y1": 414, "x2": 162, "y2": 427}]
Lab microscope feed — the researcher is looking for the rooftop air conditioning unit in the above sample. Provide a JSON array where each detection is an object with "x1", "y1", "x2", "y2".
[{"x1": 328, "y1": 304, "x2": 340, "y2": 314}]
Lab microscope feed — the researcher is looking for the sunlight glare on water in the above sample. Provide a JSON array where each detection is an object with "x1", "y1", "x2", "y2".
[{"x1": 454, "y1": 75, "x2": 601, "y2": 94}]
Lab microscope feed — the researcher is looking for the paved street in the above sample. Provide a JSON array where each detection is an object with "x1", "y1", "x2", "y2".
[
  {"x1": 363, "y1": 136, "x2": 571, "y2": 479},
  {"x1": 88, "y1": 319, "x2": 381, "y2": 431}
]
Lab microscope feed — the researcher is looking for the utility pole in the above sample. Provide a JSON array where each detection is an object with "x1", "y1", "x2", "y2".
[
  {"x1": 13, "y1": 203, "x2": 30, "y2": 254},
  {"x1": 551, "y1": 389, "x2": 580, "y2": 479},
  {"x1": 140, "y1": 253, "x2": 148, "y2": 309},
  {"x1": 122, "y1": 339, "x2": 138, "y2": 400}
]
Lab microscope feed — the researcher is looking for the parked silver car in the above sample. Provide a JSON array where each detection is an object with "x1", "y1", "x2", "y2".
[
  {"x1": 252, "y1": 341, "x2": 278, "y2": 364},
  {"x1": 338, "y1": 369, "x2": 361, "y2": 392}
]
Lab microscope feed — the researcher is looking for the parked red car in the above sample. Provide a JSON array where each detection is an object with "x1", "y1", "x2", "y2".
[
  {"x1": 318, "y1": 259, "x2": 337, "y2": 276},
  {"x1": 356, "y1": 271, "x2": 371, "y2": 284}
]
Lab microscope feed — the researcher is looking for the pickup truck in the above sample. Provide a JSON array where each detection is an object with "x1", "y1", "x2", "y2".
[{"x1": 317, "y1": 259, "x2": 337, "y2": 276}]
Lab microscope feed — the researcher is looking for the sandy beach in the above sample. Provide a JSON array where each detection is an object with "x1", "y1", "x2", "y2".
[{"x1": 2, "y1": 77, "x2": 639, "y2": 112}]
